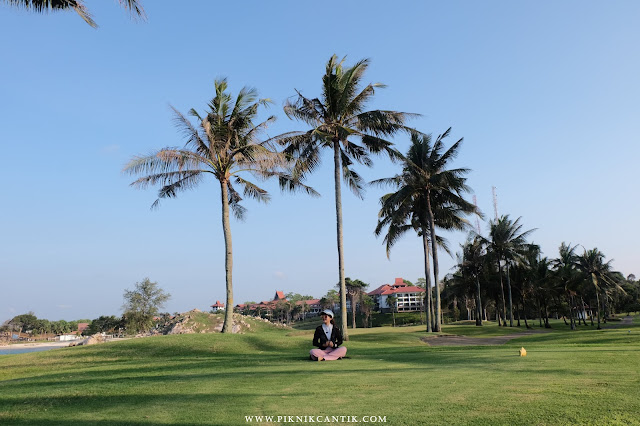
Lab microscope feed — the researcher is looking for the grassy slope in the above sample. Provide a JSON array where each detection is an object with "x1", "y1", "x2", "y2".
[{"x1": 0, "y1": 316, "x2": 639, "y2": 425}]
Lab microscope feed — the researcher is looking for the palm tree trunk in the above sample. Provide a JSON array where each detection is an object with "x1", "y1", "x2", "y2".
[
  {"x1": 350, "y1": 294, "x2": 356, "y2": 329},
  {"x1": 220, "y1": 181, "x2": 234, "y2": 333},
  {"x1": 522, "y1": 294, "x2": 530, "y2": 328},
  {"x1": 333, "y1": 139, "x2": 349, "y2": 341},
  {"x1": 569, "y1": 294, "x2": 576, "y2": 330},
  {"x1": 544, "y1": 299, "x2": 551, "y2": 328},
  {"x1": 426, "y1": 194, "x2": 441, "y2": 332},
  {"x1": 498, "y1": 261, "x2": 507, "y2": 326},
  {"x1": 595, "y1": 292, "x2": 602, "y2": 330},
  {"x1": 422, "y1": 232, "x2": 433, "y2": 332},
  {"x1": 537, "y1": 298, "x2": 543, "y2": 327},
  {"x1": 475, "y1": 275, "x2": 482, "y2": 326},
  {"x1": 506, "y1": 263, "x2": 513, "y2": 326}
]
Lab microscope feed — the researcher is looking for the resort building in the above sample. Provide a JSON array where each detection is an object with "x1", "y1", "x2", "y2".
[
  {"x1": 295, "y1": 299, "x2": 322, "y2": 317},
  {"x1": 368, "y1": 278, "x2": 425, "y2": 313},
  {"x1": 210, "y1": 300, "x2": 225, "y2": 312}
]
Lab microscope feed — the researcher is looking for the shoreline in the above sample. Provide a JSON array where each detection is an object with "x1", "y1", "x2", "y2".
[
  {"x1": 2, "y1": 341, "x2": 76, "y2": 349},
  {"x1": 1, "y1": 337, "x2": 131, "y2": 350}
]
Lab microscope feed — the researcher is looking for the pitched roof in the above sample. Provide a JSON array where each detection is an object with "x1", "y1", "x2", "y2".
[
  {"x1": 295, "y1": 299, "x2": 320, "y2": 306},
  {"x1": 368, "y1": 284, "x2": 392, "y2": 296},
  {"x1": 368, "y1": 278, "x2": 425, "y2": 296},
  {"x1": 274, "y1": 291, "x2": 286, "y2": 300},
  {"x1": 383, "y1": 286, "x2": 425, "y2": 295},
  {"x1": 210, "y1": 300, "x2": 225, "y2": 308}
]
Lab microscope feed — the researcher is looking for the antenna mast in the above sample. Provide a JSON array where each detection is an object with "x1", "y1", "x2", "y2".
[
  {"x1": 492, "y1": 186, "x2": 499, "y2": 220},
  {"x1": 473, "y1": 195, "x2": 481, "y2": 234}
]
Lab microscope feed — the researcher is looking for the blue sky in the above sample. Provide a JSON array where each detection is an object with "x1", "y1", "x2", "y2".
[{"x1": 1, "y1": 1, "x2": 638, "y2": 322}]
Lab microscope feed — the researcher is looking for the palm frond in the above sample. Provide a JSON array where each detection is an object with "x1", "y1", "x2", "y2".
[
  {"x1": 234, "y1": 176, "x2": 270, "y2": 203},
  {"x1": 148, "y1": 171, "x2": 204, "y2": 210}
]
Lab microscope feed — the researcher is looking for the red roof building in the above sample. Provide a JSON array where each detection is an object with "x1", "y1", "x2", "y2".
[
  {"x1": 235, "y1": 290, "x2": 288, "y2": 315},
  {"x1": 210, "y1": 300, "x2": 225, "y2": 312},
  {"x1": 368, "y1": 278, "x2": 425, "y2": 312}
]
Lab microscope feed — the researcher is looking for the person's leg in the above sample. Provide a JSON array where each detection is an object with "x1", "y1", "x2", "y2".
[
  {"x1": 310, "y1": 348, "x2": 327, "y2": 361},
  {"x1": 322, "y1": 346, "x2": 347, "y2": 360}
]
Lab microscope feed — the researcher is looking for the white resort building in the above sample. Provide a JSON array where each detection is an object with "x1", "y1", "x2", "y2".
[{"x1": 368, "y1": 278, "x2": 425, "y2": 313}]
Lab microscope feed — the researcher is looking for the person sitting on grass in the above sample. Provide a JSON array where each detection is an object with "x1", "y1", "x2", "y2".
[{"x1": 310, "y1": 309, "x2": 347, "y2": 361}]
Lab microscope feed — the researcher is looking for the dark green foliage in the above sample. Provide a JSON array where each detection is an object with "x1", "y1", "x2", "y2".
[{"x1": 86, "y1": 316, "x2": 123, "y2": 335}]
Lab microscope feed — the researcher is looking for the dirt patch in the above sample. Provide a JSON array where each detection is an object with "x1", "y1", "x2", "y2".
[
  {"x1": 421, "y1": 330, "x2": 548, "y2": 346},
  {"x1": 602, "y1": 316, "x2": 633, "y2": 329}
]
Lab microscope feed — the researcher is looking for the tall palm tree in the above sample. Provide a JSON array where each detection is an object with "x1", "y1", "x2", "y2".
[
  {"x1": 386, "y1": 294, "x2": 398, "y2": 327},
  {"x1": 575, "y1": 248, "x2": 623, "y2": 330},
  {"x1": 374, "y1": 130, "x2": 479, "y2": 332},
  {"x1": 341, "y1": 277, "x2": 368, "y2": 329},
  {"x1": 460, "y1": 236, "x2": 486, "y2": 326},
  {"x1": 278, "y1": 55, "x2": 416, "y2": 340},
  {"x1": 483, "y1": 215, "x2": 535, "y2": 327},
  {"x1": 552, "y1": 242, "x2": 579, "y2": 330},
  {"x1": 2, "y1": 0, "x2": 145, "y2": 27},
  {"x1": 124, "y1": 79, "x2": 315, "y2": 333}
]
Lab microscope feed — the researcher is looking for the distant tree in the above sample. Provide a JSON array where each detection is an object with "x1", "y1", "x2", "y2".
[
  {"x1": 460, "y1": 236, "x2": 486, "y2": 326},
  {"x1": 386, "y1": 294, "x2": 398, "y2": 327},
  {"x1": 122, "y1": 278, "x2": 170, "y2": 334},
  {"x1": 360, "y1": 294, "x2": 375, "y2": 328},
  {"x1": 576, "y1": 248, "x2": 624, "y2": 330},
  {"x1": 1, "y1": 0, "x2": 146, "y2": 28},
  {"x1": 87, "y1": 315, "x2": 123, "y2": 335},
  {"x1": 285, "y1": 293, "x2": 314, "y2": 303},
  {"x1": 32, "y1": 319, "x2": 51, "y2": 335},
  {"x1": 320, "y1": 289, "x2": 339, "y2": 310},
  {"x1": 9, "y1": 312, "x2": 38, "y2": 333},
  {"x1": 336, "y1": 278, "x2": 368, "y2": 329},
  {"x1": 482, "y1": 215, "x2": 535, "y2": 327}
]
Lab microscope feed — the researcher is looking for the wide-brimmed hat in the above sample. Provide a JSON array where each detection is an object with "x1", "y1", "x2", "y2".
[{"x1": 320, "y1": 309, "x2": 334, "y2": 318}]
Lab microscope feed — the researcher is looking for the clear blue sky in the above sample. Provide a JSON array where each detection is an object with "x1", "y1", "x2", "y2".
[{"x1": 1, "y1": 0, "x2": 638, "y2": 322}]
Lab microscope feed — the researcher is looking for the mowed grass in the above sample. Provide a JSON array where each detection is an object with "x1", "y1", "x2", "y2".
[{"x1": 1, "y1": 317, "x2": 639, "y2": 425}]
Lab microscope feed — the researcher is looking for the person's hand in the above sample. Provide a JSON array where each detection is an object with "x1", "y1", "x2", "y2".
[{"x1": 328, "y1": 341, "x2": 334, "y2": 348}]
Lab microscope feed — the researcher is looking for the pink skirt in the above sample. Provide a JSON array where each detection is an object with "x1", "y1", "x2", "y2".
[{"x1": 310, "y1": 346, "x2": 347, "y2": 361}]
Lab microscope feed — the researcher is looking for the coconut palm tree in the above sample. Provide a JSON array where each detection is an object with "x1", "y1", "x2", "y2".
[
  {"x1": 374, "y1": 130, "x2": 479, "y2": 332},
  {"x1": 575, "y1": 248, "x2": 623, "y2": 330},
  {"x1": 460, "y1": 236, "x2": 486, "y2": 326},
  {"x1": 386, "y1": 294, "x2": 398, "y2": 327},
  {"x1": 124, "y1": 79, "x2": 315, "y2": 333},
  {"x1": 340, "y1": 277, "x2": 368, "y2": 329},
  {"x1": 278, "y1": 55, "x2": 416, "y2": 340},
  {"x1": 483, "y1": 215, "x2": 535, "y2": 327},
  {"x1": 2, "y1": 0, "x2": 145, "y2": 27},
  {"x1": 552, "y1": 242, "x2": 580, "y2": 330}
]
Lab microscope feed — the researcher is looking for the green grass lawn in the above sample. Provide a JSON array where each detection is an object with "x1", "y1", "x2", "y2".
[{"x1": 1, "y1": 316, "x2": 639, "y2": 425}]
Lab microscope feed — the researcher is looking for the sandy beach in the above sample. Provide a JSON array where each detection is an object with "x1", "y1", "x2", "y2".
[
  {"x1": 3, "y1": 341, "x2": 76, "y2": 349},
  {"x1": 1, "y1": 338, "x2": 131, "y2": 355}
]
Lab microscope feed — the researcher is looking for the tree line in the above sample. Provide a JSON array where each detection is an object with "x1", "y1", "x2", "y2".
[
  {"x1": 2, "y1": 278, "x2": 171, "y2": 337},
  {"x1": 442, "y1": 230, "x2": 638, "y2": 330}
]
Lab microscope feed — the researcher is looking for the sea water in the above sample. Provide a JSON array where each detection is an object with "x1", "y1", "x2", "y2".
[{"x1": 0, "y1": 346, "x2": 63, "y2": 355}]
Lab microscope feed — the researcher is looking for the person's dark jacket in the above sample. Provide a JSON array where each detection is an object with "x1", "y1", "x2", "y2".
[{"x1": 313, "y1": 324, "x2": 343, "y2": 348}]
